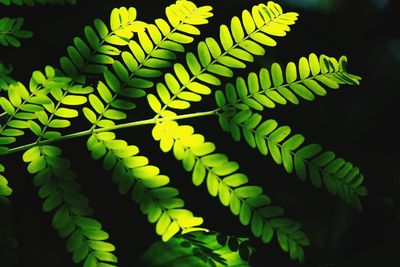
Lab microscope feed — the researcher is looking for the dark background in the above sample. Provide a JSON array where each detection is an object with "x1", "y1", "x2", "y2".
[{"x1": 1, "y1": 0, "x2": 400, "y2": 266}]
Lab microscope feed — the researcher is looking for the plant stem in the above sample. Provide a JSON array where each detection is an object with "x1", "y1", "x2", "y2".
[{"x1": 4, "y1": 109, "x2": 219, "y2": 155}]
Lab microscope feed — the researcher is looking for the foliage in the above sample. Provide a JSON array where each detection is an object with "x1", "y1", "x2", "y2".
[
  {"x1": 0, "y1": 17, "x2": 32, "y2": 47},
  {"x1": 142, "y1": 231, "x2": 254, "y2": 267},
  {"x1": 0, "y1": 1, "x2": 367, "y2": 266}
]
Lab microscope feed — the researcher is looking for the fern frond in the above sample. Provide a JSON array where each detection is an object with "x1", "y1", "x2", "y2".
[
  {"x1": 0, "y1": 0, "x2": 76, "y2": 6},
  {"x1": 26, "y1": 68, "x2": 92, "y2": 142},
  {"x1": 0, "y1": 17, "x2": 32, "y2": 47},
  {"x1": 86, "y1": 133, "x2": 205, "y2": 241},
  {"x1": 152, "y1": 120, "x2": 310, "y2": 262},
  {"x1": 0, "y1": 7, "x2": 150, "y2": 144},
  {"x1": 79, "y1": 0, "x2": 213, "y2": 242},
  {"x1": 147, "y1": 1, "x2": 298, "y2": 116},
  {"x1": 22, "y1": 145, "x2": 118, "y2": 266},
  {"x1": 60, "y1": 7, "x2": 146, "y2": 79},
  {"x1": 0, "y1": 7, "x2": 148, "y2": 148},
  {"x1": 218, "y1": 108, "x2": 367, "y2": 210},
  {"x1": 0, "y1": 7, "x2": 146, "y2": 141},
  {"x1": 83, "y1": 0, "x2": 213, "y2": 126},
  {"x1": 0, "y1": 61, "x2": 15, "y2": 91},
  {"x1": 0, "y1": 67, "x2": 72, "y2": 154},
  {"x1": 142, "y1": 231, "x2": 254, "y2": 266},
  {"x1": 215, "y1": 54, "x2": 361, "y2": 111}
]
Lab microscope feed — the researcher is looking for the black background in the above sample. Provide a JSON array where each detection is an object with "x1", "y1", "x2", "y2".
[{"x1": 1, "y1": 0, "x2": 400, "y2": 266}]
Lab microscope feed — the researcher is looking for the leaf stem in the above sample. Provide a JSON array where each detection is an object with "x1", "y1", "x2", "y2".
[{"x1": 4, "y1": 109, "x2": 218, "y2": 155}]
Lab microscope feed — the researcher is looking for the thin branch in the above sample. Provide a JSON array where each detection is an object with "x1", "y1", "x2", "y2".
[{"x1": 4, "y1": 109, "x2": 219, "y2": 155}]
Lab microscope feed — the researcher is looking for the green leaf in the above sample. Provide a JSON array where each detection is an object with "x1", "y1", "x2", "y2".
[
  {"x1": 223, "y1": 173, "x2": 248, "y2": 187},
  {"x1": 186, "y1": 52, "x2": 201, "y2": 75},
  {"x1": 1, "y1": 128, "x2": 24, "y2": 136},
  {"x1": 302, "y1": 80, "x2": 327, "y2": 96},
  {"x1": 277, "y1": 86, "x2": 299, "y2": 104},
  {"x1": 271, "y1": 63, "x2": 283, "y2": 86},
  {"x1": 205, "y1": 37, "x2": 222, "y2": 59},
  {"x1": 239, "y1": 202, "x2": 252, "y2": 225},
  {"x1": 197, "y1": 41, "x2": 211, "y2": 67},
  {"x1": 262, "y1": 222, "x2": 274, "y2": 243},
  {"x1": 0, "y1": 136, "x2": 16, "y2": 145},
  {"x1": 103, "y1": 110, "x2": 127, "y2": 120},
  {"x1": 285, "y1": 62, "x2": 297, "y2": 83},
  {"x1": 230, "y1": 194, "x2": 241, "y2": 215},
  {"x1": 0, "y1": 97, "x2": 15, "y2": 114},
  {"x1": 308, "y1": 53, "x2": 320, "y2": 76},
  {"x1": 67, "y1": 46, "x2": 84, "y2": 68},
  {"x1": 207, "y1": 64, "x2": 234, "y2": 77},
  {"x1": 7, "y1": 119, "x2": 29, "y2": 129},
  {"x1": 147, "y1": 94, "x2": 162, "y2": 113},
  {"x1": 215, "y1": 91, "x2": 226, "y2": 107},
  {"x1": 22, "y1": 146, "x2": 41, "y2": 162},
  {"x1": 69, "y1": 85, "x2": 94, "y2": 95},
  {"x1": 270, "y1": 126, "x2": 291, "y2": 143},
  {"x1": 218, "y1": 182, "x2": 231, "y2": 206},
  {"x1": 220, "y1": 24, "x2": 233, "y2": 51},
  {"x1": 240, "y1": 40, "x2": 265, "y2": 56},
  {"x1": 251, "y1": 212, "x2": 263, "y2": 237},
  {"x1": 213, "y1": 161, "x2": 239, "y2": 176},
  {"x1": 168, "y1": 33, "x2": 193, "y2": 44},
  {"x1": 186, "y1": 82, "x2": 211, "y2": 95},
  {"x1": 97, "y1": 81, "x2": 112, "y2": 104},
  {"x1": 84, "y1": 26, "x2": 100, "y2": 49},
  {"x1": 89, "y1": 94, "x2": 105, "y2": 114},
  {"x1": 94, "y1": 251, "x2": 118, "y2": 263},
  {"x1": 82, "y1": 229, "x2": 109, "y2": 241},
  {"x1": 43, "y1": 192, "x2": 62, "y2": 212},
  {"x1": 47, "y1": 119, "x2": 71, "y2": 128},
  {"x1": 29, "y1": 121, "x2": 42, "y2": 136},
  {"x1": 55, "y1": 108, "x2": 79, "y2": 118},
  {"x1": 299, "y1": 57, "x2": 310, "y2": 79},
  {"x1": 218, "y1": 55, "x2": 246, "y2": 68},
  {"x1": 174, "y1": 63, "x2": 190, "y2": 84},
  {"x1": 104, "y1": 71, "x2": 121, "y2": 92},
  {"x1": 138, "y1": 31, "x2": 154, "y2": 54},
  {"x1": 110, "y1": 99, "x2": 136, "y2": 110},
  {"x1": 207, "y1": 172, "x2": 219, "y2": 197},
  {"x1": 156, "y1": 212, "x2": 171, "y2": 235},
  {"x1": 234, "y1": 186, "x2": 263, "y2": 198},
  {"x1": 27, "y1": 157, "x2": 46, "y2": 174},
  {"x1": 258, "y1": 206, "x2": 284, "y2": 218},
  {"x1": 161, "y1": 221, "x2": 180, "y2": 241},
  {"x1": 251, "y1": 32, "x2": 276, "y2": 47},
  {"x1": 88, "y1": 241, "x2": 115, "y2": 252},
  {"x1": 62, "y1": 95, "x2": 87, "y2": 105},
  {"x1": 8, "y1": 86, "x2": 22, "y2": 107},
  {"x1": 131, "y1": 166, "x2": 161, "y2": 180},
  {"x1": 242, "y1": 10, "x2": 256, "y2": 34},
  {"x1": 165, "y1": 73, "x2": 181, "y2": 94},
  {"x1": 315, "y1": 75, "x2": 339, "y2": 89},
  {"x1": 155, "y1": 18, "x2": 170, "y2": 35},
  {"x1": 231, "y1": 16, "x2": 244, "y2": 43}
]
